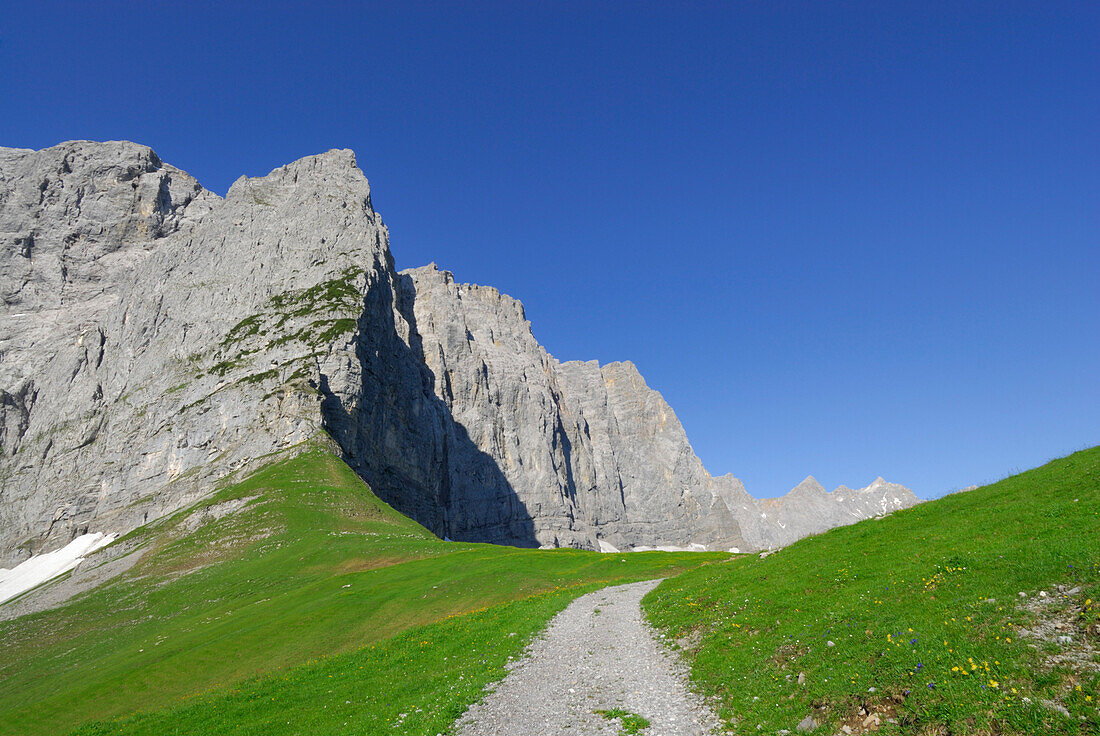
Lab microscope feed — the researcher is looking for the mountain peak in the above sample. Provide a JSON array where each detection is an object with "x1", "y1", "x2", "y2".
[
  {"x1": 226, "y1": 148, "x2": 372, "y2": 211},
  {"x1": 0, "y1": 138, "x2": 918, "y2": 571},
  {"x1": 789, "y1": 476, "x2": 827, "y2": 496}
]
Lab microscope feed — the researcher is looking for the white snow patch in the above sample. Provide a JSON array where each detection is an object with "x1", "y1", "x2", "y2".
[
  {"x1": 631, "y1": 544, "x2": 701, "y2": 553},
  {"x1": 598, "y1": 540, "x2": 620, "y2": 554},
  {"x1": 0, "y1": 532, "x2": 117, "y2": 605}
]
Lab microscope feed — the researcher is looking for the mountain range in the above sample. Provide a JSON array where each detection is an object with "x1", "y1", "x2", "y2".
[{"x1": 0, "y1": 141, "x2": 918, "y2": 570}]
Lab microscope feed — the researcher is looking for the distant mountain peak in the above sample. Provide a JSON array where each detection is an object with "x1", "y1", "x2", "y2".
[{"x1": 791, "y1": 476, "x2": 827, "y2": 494}]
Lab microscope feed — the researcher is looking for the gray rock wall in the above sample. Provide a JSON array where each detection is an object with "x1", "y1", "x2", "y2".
[
  {"x1": 398, "y1": 265, "x2": 917, "y2": 553},
  {"x1": 395, "y1": 266, "x2": 746, "y2": 551},
  {"x1": 0, "y1": 142, "x2": 390, "y2": 565},
  {"x1": 0, "y1": 141, "x2": 918, "y2": 568}
]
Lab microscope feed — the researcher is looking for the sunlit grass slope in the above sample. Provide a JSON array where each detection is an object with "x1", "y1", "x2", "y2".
[
  {"x1": 0, "y1": 443, "x2": 722, "y2": 736},
  {"x1": 645, "y1": 446, "x2": 1100, "y2": 735}
]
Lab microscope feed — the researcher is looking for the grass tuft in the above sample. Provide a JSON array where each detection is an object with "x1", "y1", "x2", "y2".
[{"x1": 596, "y1": 707, "x2": 651, "y2": 734}]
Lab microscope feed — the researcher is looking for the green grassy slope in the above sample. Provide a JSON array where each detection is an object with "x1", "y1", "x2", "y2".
[
  {"x1": 645, "y1": 446, "x2": 1100, "y2": 735},
  {"x1": 72, "y1": 584, "x2": 612, "y2": 736},
  {"x1": 0, "y1": 443, "x2": 722, "y2": 736}
]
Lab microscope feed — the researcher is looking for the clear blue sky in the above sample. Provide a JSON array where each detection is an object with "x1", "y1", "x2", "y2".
[{"x1": 3, "y1": 2, "x2": 1097, "y2": 499}]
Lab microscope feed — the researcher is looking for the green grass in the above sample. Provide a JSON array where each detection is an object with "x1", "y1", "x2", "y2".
[
  {"x1": 644, "y1": 446, "x2": 1100, "y2": 735},
  {"x1": 74, "y1": 585, "x2": 608, "y2": 736},
  {"x1": 596, "y1": 708, "x2": 652, "y2": 734},
  {"x1": 6, "y1": 440, "x2": 1095, "y2": 736},
  {"x1": 0, "y1": 442, "x2": 721, "y2": 736}
]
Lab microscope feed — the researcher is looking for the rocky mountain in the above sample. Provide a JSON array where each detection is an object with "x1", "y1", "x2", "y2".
[{"x1": 0, "y1": 141, "x2": 918, "y2": 568}]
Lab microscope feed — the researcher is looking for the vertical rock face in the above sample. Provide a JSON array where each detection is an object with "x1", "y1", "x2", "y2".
[
  {"x1": 0, "y1": 142, "x2": 395, "y2": 565},
  {"x1": 0, "y1": 141, "x2": 918, "y2": 568},
  {"x1": 394, "y1": 266, "x2": 745, "y2": 551},
  {"x1": 396, "y1": 266, "x2": 917, "y2": 552}
]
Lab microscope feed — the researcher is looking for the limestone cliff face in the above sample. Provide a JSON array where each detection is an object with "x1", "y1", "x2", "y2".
[
  {"x1": 0, "y1": 142, "x2": 394, "y2": 565},
  {"x1": 396, "y1": 265, "x2": 918, "y2": 552},
  {"x1": 395, "y1": 266, "x2": 745, "y2": 551},
  {"x1": 0, "y1": 141, "x2": 917, "y2": 567}
]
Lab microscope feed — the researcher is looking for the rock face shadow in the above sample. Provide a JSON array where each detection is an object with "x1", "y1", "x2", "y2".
[{"x1": 317, "y1": 268, "x2": 539, "y2": 548}]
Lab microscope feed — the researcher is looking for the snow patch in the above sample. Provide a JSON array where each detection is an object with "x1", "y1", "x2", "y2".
[
  {"x1": 597, "y1": 540, "x2": 620, "y2": 554},
  {"x1": 630, "y1": 544, "x2": 708, "y2": 552},
  {"x1": 0, "y1": 532, "x2": 118, "y2": 605}
]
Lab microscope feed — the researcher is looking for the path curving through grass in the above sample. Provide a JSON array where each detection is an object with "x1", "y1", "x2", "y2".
[{"x1": 456, "y1": 579, "x2": 720, "y2": 736}]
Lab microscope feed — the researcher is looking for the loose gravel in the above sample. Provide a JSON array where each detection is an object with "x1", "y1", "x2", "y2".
[{"x1": 455, "y1": 579, "x2": 721, "y2": 736}]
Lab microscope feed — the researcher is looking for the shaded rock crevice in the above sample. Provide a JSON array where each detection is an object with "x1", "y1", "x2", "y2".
[{"x1": 316, "y1": 264, "x2": 538, "y2": 547}]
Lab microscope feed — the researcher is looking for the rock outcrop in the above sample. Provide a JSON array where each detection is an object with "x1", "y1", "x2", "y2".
[
  {"x1": 394, "y1": 265, "x2": 917, "y2": 552},
  {"x1": 0, "y1": 141, "x2": 391, "y2": 565},
  {"x1": 394, "y1": 266, "x2": 745, "y2": 551},
  {"x1": 0, "y1": 141, "x2": 918, "y2": 567}
]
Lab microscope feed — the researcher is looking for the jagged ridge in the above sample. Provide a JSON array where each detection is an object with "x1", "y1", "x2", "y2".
[{"x1": 0, "y1": 141, "x2": 918, "y2": 570}]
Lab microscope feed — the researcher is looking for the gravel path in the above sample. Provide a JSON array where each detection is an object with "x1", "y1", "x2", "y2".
[{"x1": 455, "y1": 579, "x2": 721, "y2": 736}]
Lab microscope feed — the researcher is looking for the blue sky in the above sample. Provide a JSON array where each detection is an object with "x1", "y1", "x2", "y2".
[{"x1": 2, "y1": 2, "x2": 1097, "y2": 499}]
